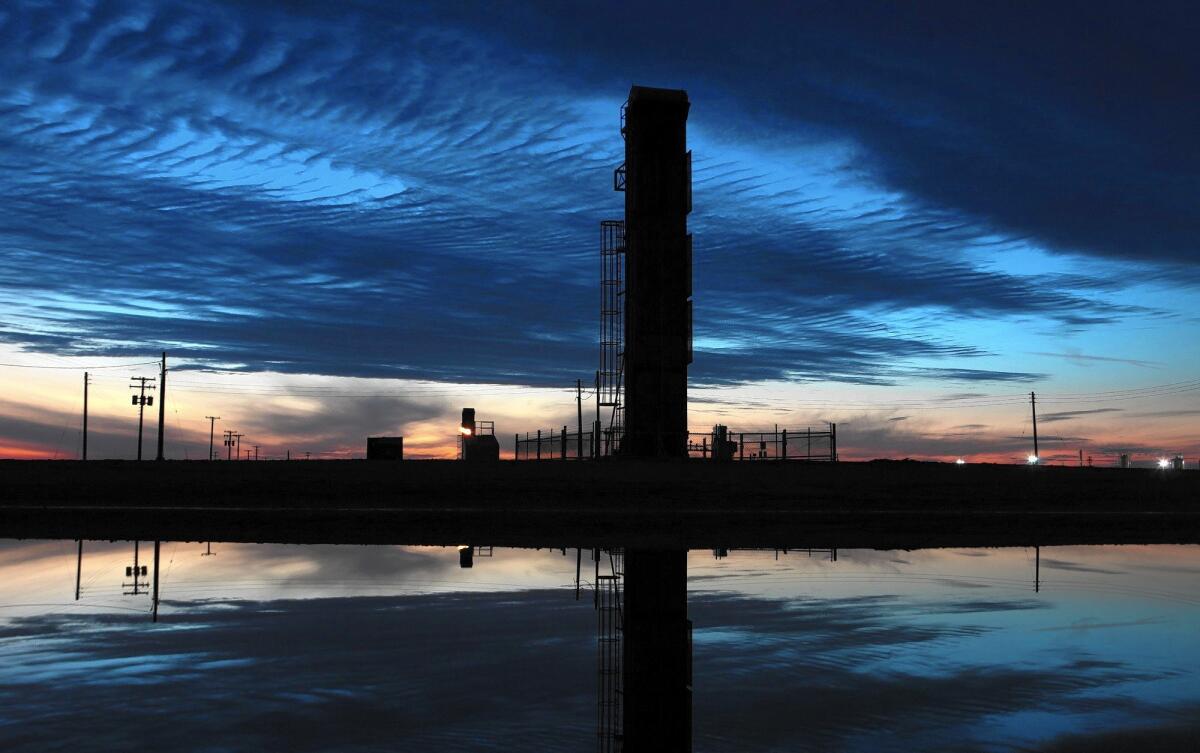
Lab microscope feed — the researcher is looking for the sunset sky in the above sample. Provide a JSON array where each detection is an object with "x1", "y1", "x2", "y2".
[{"x1": 1, "y1": 1, "x2": 1197, "y2": 462}]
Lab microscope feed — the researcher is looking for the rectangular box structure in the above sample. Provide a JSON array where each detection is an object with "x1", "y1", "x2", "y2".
[{"x1": 366, "y1": 436, "x2": 404, "y2": 460}]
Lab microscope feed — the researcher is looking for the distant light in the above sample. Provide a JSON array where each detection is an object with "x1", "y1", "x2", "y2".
[
  {"x1": 459, "y1": 427, "x2": 473, "y2": 436},
  {"x1": 1027, "y1": 455, "x2": 1039, "y2": 465},
  {"x1": 1157, "y1": 458, "x2": 1171, "y2": 469},
  {"x1": 955, "y1": 458, "x2": 966, "y2": 465}
]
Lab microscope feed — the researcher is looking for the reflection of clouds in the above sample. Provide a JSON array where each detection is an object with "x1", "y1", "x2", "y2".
[
  {"x1": 0, "y1": 542, "x2": 1198, "y2": 750},
  {"x1": 2, "y1": 588, "x2": 1194, "y2": 751},
  {"x1": 1039, "y1": 558, "x2": 1126, "y2": 576}
]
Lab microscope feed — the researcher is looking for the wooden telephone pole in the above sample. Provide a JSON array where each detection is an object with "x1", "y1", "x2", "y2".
[
  {"x1": 1030, "y1": 391, "x2": 1039, "y2": 463},
  {"x1": 156, "y1": 351, "x2": 167, "y2": 461},
  {"x1": 130, "y1": 376, "x2": 156, "y2": 460},
  {"x1": 82, "y1": 372, "x2": 89, "y2": 460}
]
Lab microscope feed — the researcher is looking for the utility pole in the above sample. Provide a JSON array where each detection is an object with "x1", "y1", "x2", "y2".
[
  {"x1": 82, "y1": 372, "x2": 89, "y2": 461},
  {"x1": 206, "y1": 416, "x2": 220, "y2": 460},
  {"x1": 234, "y1": 432, "x2": 244, "y2": 460},
  {"x1": 577, "y1": 379, "x2": 584, "y2": 460},
  {"x1": 223, "y1": 429, "x2": 235, "y2": 460},
  {"x1": 1030, "y1": 391, "x2": 1039, "y2": 463},
  {"x1": 594, "y1": 369, "x2": 601, "y2": 458},
  {"x1": 156, "y1": 351, "x2": 167, "y2": 461},
  {"x1": 129, "y1": 377, "x2": 156, "y2": 461},
  {"x1": 253, "y1": 445, "x2": 259, "y2": 461}
]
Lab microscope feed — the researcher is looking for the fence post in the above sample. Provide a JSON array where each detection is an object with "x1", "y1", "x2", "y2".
[
  {"x1": 782, "y1": 429, "x2": 788, "y2": 461},
  {"x1": 739, "y1": 433, "x2": 744, "y2": 461},
  {"x1": 831, "y1": 423, "x2": 837, "y2": 462},
  {"x1": 515, "y1": 433, "x2": 519, "y2": 460},
  {"x1": 537, "y1": 429, "x2": 542, "y2": 460},
  {"x1": 562, "y1": 425, "x2": 568, "y2": 459}
]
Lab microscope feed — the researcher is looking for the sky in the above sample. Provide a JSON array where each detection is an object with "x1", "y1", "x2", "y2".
[{"x1": 0, "y1": 0, "x2": 1197, "y2": 461}]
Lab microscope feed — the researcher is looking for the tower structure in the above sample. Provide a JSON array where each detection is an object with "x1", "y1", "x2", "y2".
[{"x1": 621, "y1": 86, "x2": 692, "y2": 458}]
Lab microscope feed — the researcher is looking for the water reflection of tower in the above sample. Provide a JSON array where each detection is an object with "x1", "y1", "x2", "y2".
[{"x1": 598, "y1": 548, "x2": 692, "y2": 753}]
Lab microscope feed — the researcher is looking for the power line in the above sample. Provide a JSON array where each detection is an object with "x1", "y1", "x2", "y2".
[{"x1": 0, "y1": 360, "x2": 159, "y2": 369}]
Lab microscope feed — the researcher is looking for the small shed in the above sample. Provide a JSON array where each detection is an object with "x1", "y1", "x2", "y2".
[{"x1": 367, "y1": 436, "x2": 404, "y2": 460}]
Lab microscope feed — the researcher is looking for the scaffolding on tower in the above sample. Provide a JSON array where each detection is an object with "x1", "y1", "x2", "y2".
[
  {"x1": 599, "y1": 219, "x2": 626, "y2": 455},
  {"x1": 596, "y1": 548, "x2": 624, "y2": 752}
]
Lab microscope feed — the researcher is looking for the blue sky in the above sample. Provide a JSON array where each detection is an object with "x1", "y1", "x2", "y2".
[{"x1": 0, "y1": 0, "x2": 1197, "y2": 459}]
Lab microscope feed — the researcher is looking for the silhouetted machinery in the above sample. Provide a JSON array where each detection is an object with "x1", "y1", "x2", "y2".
[
  {"x1": 366, "y1": 436, "x2": 404, "y2": 460},
  {"x1": 459, "y1": 408, "x2": 499, "y2": 461},
  {"x1": 711, "y1": 425, "x2": 737, "y2": 462}
]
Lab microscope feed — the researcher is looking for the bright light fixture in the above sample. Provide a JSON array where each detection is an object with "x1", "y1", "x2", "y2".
[
  {"x1": 1027, "y1": 455, "x2": 1039, "y2": 465},
  {"x1": 1157, "y1": 458, "x2": 1170, "y2": 469},
  {"x1": 955, "y1": 458, "x2": 966, "y2": 465},
  {"x1": 459, "y1": 427, "x2": 473, "y2": 436}
]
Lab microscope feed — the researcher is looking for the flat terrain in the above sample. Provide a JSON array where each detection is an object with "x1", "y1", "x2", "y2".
[{"x1": 0, "y1": 459, "x2": 1197, "y2": 548}]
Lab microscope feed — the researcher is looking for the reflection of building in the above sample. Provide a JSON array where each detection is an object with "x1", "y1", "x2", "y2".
[
  {"x1": 599, "y1": 548, "x2": 691, "y2": 752},
  {"x1": 623, "y1": 549, "x2": 692, "y2": 752},
  {"x1": 366, "y1": 436, "x2": 404, "y2": 460},
  {"x1": 458, "y1": 408, "x2": 499, "y2": 462}
]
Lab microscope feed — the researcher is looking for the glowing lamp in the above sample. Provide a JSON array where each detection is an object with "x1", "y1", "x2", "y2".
[
  {"x1": 955, "y1": 458, "x2": 966, "y2": 465},
  {"x1": 1027, "y1": 455, "x2": 1039, "y2": 465},
  {"x1": 1157, "y1": 458, "x2": 1170, "y2": 469}
]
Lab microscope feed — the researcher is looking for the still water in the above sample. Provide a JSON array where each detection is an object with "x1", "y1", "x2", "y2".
[{"x1": 1, "y1": 540, "x2": 1198, "y2": 751}]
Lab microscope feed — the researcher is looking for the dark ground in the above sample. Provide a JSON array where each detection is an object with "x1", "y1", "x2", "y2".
[{"x1": 0, "y1": 459, "x2": 1196, "y2": 548}]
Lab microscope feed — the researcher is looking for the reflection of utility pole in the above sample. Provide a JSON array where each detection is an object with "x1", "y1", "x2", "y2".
[
  {"x1": 201, "y1": 542, "x2": 215, "y2": 556},
  {"x1": 206, "y1": 416, "x2": 220, "y2": 461},
  {"x1": 1034, "y1": 546, "x2": 1041, "y2": 593},
  {"x1": 152, "y1": 540, "x2": 161, "y2": 622},
  {"x1": 123, "y1": 541, "x2": 149, "y2": 595},
  {"x1": 74, "y1": 541, "x2": 82, "y2": 599},
  {"x1": 129, "y1": 377, "x2": 156, "y2": 460}
]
